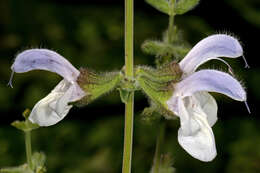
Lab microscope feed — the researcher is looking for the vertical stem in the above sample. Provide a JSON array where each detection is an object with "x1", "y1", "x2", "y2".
[
  {"x1": 122, "y1": 0, "x2": 134, "y2": 173},
  {"x1": 168, "y1": 0, "x2": 175, "y2": 44},
  {"x1": 125, "y1": 0, "x2": 134, "y2": 77},
  {"x1": 25, "y1": 131, "x2": 33, "y2": 170},
  {"x1": 151, "y1": 122, "x2": 165, "y2": 173},
  {"x1": 123, "y1": 93, "x2": 134, "y2": 173}
]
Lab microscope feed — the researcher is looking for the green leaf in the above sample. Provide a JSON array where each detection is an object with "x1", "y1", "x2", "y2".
[
  {"x1": 142, "y1": 40, "x2": 190, "y2": 61},
  {"x1": 0, "y1": 153, "x2": 46, "y2": 173},
  {"x1": 146, "y1": 0, "x2": 171, "y2": 15},
  {"x1": 159, "y1": 154, "x2": 176, "y2": 173},
  {"x1": 11, "y1": 120, "x2": 39, "y2": 132},
  {"x1": 150, "y1": 154, "x2": 176, "y2": 173},
  {"x1": 0, "y1": 164, "x2": 33, "y2": 173},
  {"x1": 174, "y1": 0, "x2": 200, "y2": 15},
  {"x1": 32, "y1": 152, "x2": 46, "y2": 173}
]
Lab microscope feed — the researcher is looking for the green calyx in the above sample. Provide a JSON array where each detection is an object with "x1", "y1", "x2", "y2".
[
  {"x1": 72, "y1": 63, "x2": 182, "y2": 120},
  {"x1": 73, "y1": 68, "x2": 123, "y2": 106},
  {"x1": 136, "y1": 62, "x2": 182, "y2": 119}
]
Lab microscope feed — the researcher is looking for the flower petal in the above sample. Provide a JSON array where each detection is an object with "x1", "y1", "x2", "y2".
[
  {"x1": 177, "y1": 96, "x2": 217, "y2": 162},
  {"x1": 70, "y1": 81, "x2": 86, "y2": 102},
  {"x1": 174, "y1": 69, "x2": 246, "y2": 101},
  {"x1": 11, "y1": 49, "x2": 79, "y2": 82},
  {"x1": 29, "y1": 80, "x2": 74, "y2": 126},
  {"x1": 167, "y1": 92, "x2": 217, "y2": 127},
  {"x1": 193, "y1": 92, "x2": 217, "y2": 127},
  {"x1": 179, "y1": 34, "x2": 243, "y2": 75}
]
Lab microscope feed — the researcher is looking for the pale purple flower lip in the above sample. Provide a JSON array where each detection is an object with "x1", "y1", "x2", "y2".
[
  {"x1": 9, "y1": 49, "x2": 85, "y2": 126},
  {"x1": 10, "y1": 49, "x2": 79, "y2": 82},
  {"x1": 166, "y1": 34, "x2": 249, "y2": 162},
  {"x1": 179, "y1": 34, "x2": 249, "y2": 76},
  {"x1": 174, "y1": 69, "x2": 246, "y2": 101}
]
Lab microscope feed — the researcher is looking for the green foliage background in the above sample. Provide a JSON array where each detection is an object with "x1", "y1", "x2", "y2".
[{"x1": 0, "y1": 0, "x2": 260, "y2": 172}]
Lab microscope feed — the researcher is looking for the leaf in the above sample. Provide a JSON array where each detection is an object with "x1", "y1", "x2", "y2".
[
  {"x1": 159, "y1": 154, "x2": 176, "y2": 173},
  {"x1": 32, "y1": 152, "x2": 46, "y2": 169},
  {"x1": 174, "y1": 0, "x2": 200, "y2": 15},
  {"x1": 0, "y1": 164, "x2": 33, "y2": 173},
  {"x1": 141, "y1": 40, "x2": 190, "y2": 61},
  {"x1": 150, "y1": 154, "x2": 176, "y2": 173},
  {"x1": 11, "y1": 120, "x2": 39, "y2": 132},
  {"x1": 0, "y1": 153, "x2": 46, "y2": 173},
  {"x1": 146, "y1": 0, "x2": 171, "y2": 15},
  {"x1": 32, "y1": 152, "x2": 47, "y2": 173}
]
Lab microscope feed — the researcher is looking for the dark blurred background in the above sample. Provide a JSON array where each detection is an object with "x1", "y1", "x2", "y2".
[{"x1": 0, "y1": 0, "x2": 260, "y2": 172}]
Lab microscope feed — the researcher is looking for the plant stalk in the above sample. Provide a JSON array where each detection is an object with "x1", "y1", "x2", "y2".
[
  {"x1": 25, "y1": 131, "x2": 33, "y2": 170},
  {"x1": 122, "y1": 0, "x2": 134, "y2": 173},
  {"x1": 168, "y1": 0, "x2": 175, "y2": 43}
]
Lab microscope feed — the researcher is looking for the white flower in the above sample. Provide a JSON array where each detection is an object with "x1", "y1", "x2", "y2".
[
  {"x1": 10, "y1": 49, "x2": 86, "y2": 126},
  {"x1": 166, "y1": 34, "x2": 249, "y2": 161}
]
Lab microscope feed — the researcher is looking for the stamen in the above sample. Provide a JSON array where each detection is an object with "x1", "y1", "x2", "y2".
[
  {"x1": 216, "y1": 58, "x2": 234, "y2": 76},
  {"x1": 244, "y1": 101, "x2": 251, "y2": 114},
  {"x1": 242, "y1": 55, "x2": 250, "y2": 68},
  {"x1": 7, "y1": 70, "x2": 14, "y2": 88},
  {"x1": 228, "y1": 67, "x2": 234, "y2": 76}
]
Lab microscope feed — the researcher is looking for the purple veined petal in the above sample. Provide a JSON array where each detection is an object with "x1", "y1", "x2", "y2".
[
  {"x1": 174, "y1": 70, "x2": 246, "y2": 102},
  {"x1": 177, "y1": 97, "x2": 217, "y2": 162},
  {"x1": 179, "y1": 34, "x2": 243, "y2": 75},
  {"x1": 11, "y1": 49, "x2": 79, "y2": 82},
  {"x1": 29, "y1": 80, "x2": 74, "y2": 126}
]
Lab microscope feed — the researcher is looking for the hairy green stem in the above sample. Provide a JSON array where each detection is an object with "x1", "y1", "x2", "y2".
[
  {"x1": 125, "y1": 0, "x2": 134, "y2": 77},
  {"x1": 152, "y1": 122, "x2": 165, "y2": 173},
  {"x1": 25, "y1": 131, "x2": 33, "y2": 170},
  {"x1": 168, "y1": 0, "x2": 175, "y2": 44},
  {"x1": 122, "y1": 0, "x2": 134, "y2": 172}
]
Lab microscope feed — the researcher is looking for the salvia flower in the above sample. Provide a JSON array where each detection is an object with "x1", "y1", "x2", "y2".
[
  {"x1": 166, "y1": 34, "x2": 249, "y2": 161},
  {"x1": 10, "y1": 49, "x2": 86, "y2": 126}
]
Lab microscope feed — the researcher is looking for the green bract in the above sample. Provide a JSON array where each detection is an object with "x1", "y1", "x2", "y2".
[
  {"x1": 11, "y1": 120, "x2": 39, "y2": 132},
  {"x1": 11, "y1": 109, "x2": 39, "y2": 132}
]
